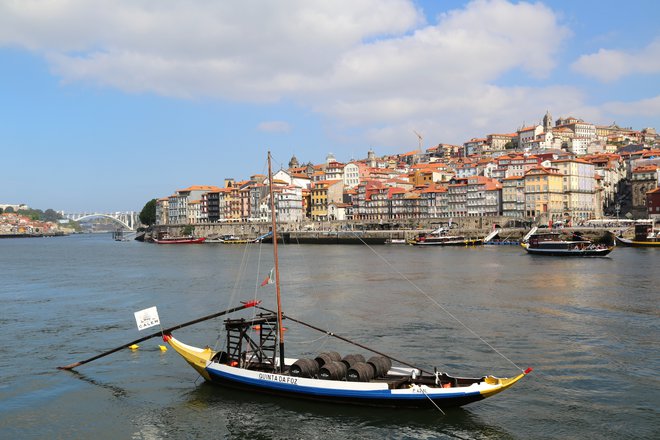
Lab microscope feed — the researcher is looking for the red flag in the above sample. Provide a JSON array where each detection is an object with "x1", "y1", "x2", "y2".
[{"x1": 260, "y1": 268, "x2": 274, "y2": 287}]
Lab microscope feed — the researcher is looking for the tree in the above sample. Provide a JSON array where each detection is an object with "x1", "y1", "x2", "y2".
[
  {"x1": 181, "y1": 225, "x2": 195, "y2": 236},
  {"x1": 139, "y1": 199, "x2": 157, "y2": 226},
  {"x1": 5, "y1": 206, "x2": 14, "y2": 213},
  {"x1": 43, "y1": 209, "x2": 61, "y2": 222}
]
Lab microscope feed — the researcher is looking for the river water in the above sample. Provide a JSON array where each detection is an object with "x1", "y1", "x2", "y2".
[{"x1": 0, "y1": 234, "x2": 657, "y2": 439}]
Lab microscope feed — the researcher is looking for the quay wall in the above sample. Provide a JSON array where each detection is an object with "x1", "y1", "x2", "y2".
[{"x1": 153, "y1": 217, "x2": 613, "y2": 244}]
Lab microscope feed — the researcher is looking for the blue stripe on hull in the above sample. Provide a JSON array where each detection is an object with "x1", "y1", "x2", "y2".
[{"x1": 206, "y1": 368, "x2": 485, "y2": 408}]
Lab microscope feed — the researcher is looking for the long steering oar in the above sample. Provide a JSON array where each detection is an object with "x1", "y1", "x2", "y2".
[
  {"x1": 256, "y1": 305, "x2": 432, "y2": 375},
  {"x1": 58, "y1": 300, "x2": 260, "y2": 370}
]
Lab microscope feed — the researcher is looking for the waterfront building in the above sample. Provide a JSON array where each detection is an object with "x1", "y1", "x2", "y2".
[
  {"x1": 155, "y1": 197, "x2": 169, "y2": 225},
  {"x1": 310, "y1": 180, "x2": 343, "y2": 221},
  {"x1": 447, "y1": 182, "x2": 468, "y2": 218},
  {"x1": 631, "y1": 165, "x2": 659, "y2": 218},
  {"x1": 389, "y1": 187, "x2": 422, "y2": 220},
  {"x1": 502, "y1": 176, "x2": 526, "y2": 219},
  {"x1": 354, "y1": 180, "x2": 387, "y2": 221},
  {"x1": 466, "y1": 176, "x2": 502, "y2": 217},
  {"x1": 550, "y1": 159, "x2": 597, "y2": 222},
  {"x1": 648, "y1": 188, "x2": 660, "y2": 219},
  {"x1": 167, "y1": 185, "x2": 221, "y2": 224},
  {"x1": 420, "y1": 184, "x2": 448, "y2": 218},
  {"x1": 524, "y1": 167, "x2": 564, "y2": 224},
  {"x1": 187, "y1": 200, "x2": 203, "y2": 224},
  {"x1": 275, "y1": 185, "x2": 304, "y2": 223}
]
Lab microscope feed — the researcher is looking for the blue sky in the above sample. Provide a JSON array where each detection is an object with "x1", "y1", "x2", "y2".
[{"x1": 1, "y1": 0, "x2": 659, "y2": 213}]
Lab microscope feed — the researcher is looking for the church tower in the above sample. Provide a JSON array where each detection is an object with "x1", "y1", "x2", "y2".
[
  {"x1": 288, "y1": 154, "x2": 299, "y2": 169},
  {"x1": 543, "y1": 110, "x2": 553, "y2": 132}
]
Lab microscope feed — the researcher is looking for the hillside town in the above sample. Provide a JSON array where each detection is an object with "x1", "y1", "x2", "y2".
[
  {"x1": 0, "y1": 204, "x2": 73, "y2": 237},
  {"x1": 153, "y1": 112, "x2": 660, "y2": 228}
]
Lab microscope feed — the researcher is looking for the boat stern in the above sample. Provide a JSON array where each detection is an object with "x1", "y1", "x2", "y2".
[{"x1": 163, "y1": 334, "x2": 215, "y2": 381}]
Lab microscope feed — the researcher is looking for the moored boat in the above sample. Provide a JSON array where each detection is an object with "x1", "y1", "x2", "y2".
[
  {"x1": 614, "y1": 221, "x2": 660, "y2": 247},
  {"x1": 521, "y1": 231, "x2": 613, "y2": 257},
  {"x1": 153, "y1": 236, "x2": 206, "y2": 244},
  {"x1": 411, "y1": 227, "x2": 482, "y2": 246}
]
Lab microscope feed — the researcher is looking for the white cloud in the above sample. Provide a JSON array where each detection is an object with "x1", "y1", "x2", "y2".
[
  {"x1": 258, "y1": 121, "x2": 291, "y2": 133},
  {"x1": 572, "y1": 38, "x2": 660, "y2": 82},
  {"x1": 0, "y1": 0, "x2": 573, "y2": 146},
  {"x1": 601, "y1": 95, "x2": 660, "y2": 117}
]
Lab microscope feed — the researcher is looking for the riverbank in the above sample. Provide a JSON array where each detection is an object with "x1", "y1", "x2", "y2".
[
  {"x1": 151, "y1": 223, "x2": 613, "y2": 245},
  {"x1": 0, "y1": 232, "x2": 69, "y2": 239}
]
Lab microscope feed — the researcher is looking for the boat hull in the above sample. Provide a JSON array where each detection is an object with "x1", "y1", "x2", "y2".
[
  {"x1": 165, "y1": 335, "x2": 526, "y2": 409},
  {"x1": 614, "y1": 236, "x2": 660, "y2": 247},
  {"x1": 153, "y1": 237, "x2": 206, "y2": 244},
  {"x1": 412, "y1": 238, "x2": 483, "y2": 246},
  {"x1": 521, "y1": 243, "x2": 613, "y2": 256},
  {"x1": 205, "y1": 367, "x2": 486, "y2": 408}
]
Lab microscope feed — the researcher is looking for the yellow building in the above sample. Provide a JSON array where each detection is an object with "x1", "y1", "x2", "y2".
[
  {"x1": 311, "y1": 180, "x2": 343, "y2": 221},
  {"x1": 524, "y1": 166, "x2": 564, "y2": 223}
]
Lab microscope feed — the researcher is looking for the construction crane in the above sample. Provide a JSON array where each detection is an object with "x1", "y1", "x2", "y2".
[{"x1": 413, "y1": 130, "x2": 423, "y2": 151}]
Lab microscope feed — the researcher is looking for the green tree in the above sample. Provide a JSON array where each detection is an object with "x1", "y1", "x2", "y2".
[
  {"x1": 43, "y1": 209, "x2": 61, "y2": 222},
  {"x1": 139, "y1": 199, "x2": 157, "y2": 226},
  {"x1": 181, "y1": 225, "x2": 195, "y2": 236}
]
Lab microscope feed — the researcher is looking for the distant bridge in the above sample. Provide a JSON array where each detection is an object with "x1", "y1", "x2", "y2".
[{"x1": 61, "y1": 211, "x2": 139, "y2": 230}]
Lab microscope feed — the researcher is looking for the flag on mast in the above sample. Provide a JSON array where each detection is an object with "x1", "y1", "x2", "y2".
[
  {"x1": 134, "y1": 306, "x2": 160, "y2": 331},
  {"x1": 260, "y1": 267, "x2": 274, "y2": 287}
]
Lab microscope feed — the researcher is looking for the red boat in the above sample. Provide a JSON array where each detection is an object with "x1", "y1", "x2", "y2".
[{"x1": 153, "y1": 236, "x2": 206, "y2": 244}]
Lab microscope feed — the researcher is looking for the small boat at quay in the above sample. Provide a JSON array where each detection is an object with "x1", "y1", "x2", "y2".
[
  {"x1": 411, "y1": 227, "x2": 482, "y2": 246},
  {"x1": 59, "y1": 152, "x2": 531, "y2": 412},
  {"x1": 153, "y1": 236, "x2": 206, "y2": 244},
  {"x1": 521, "y1": 231, "x2": 613, "y2": 257},
  {"x1": 205, "y1": 234, "x2": 254, "y2": 244},
  {"x1": 614, "y1": 221, "x2": 660, "y2": 247}
]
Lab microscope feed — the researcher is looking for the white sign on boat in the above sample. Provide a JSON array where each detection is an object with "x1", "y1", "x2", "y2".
[{"x1": 134, "y1": 306, "x2": 160, "y2": 331}]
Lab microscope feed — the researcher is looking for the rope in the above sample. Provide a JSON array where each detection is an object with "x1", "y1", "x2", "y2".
[
  {"x1": 349, "y1": 230, "x2": 524, "y2": 373},
  {"x1": 421, "y1": 387, "x2": 445, "y2": 415}
]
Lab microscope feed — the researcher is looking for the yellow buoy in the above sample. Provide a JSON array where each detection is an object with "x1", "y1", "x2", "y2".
[
  {"x1": 129, "y1": 344, "x2": 139, "y2": 350},
  {"x1": 159, "y1": 345, "x2": 168, "y2": 352}
]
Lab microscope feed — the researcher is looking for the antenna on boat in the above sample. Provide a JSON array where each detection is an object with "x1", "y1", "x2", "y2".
[{"x1": 268, "y1": 151, "x2": 286, "y2": 373}]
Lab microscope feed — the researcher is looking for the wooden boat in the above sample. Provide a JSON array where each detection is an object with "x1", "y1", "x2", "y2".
[
  {"x1": 205, "y1": 234, "x2": 254, "y2": 244},
  {"x1": 521, "y1": 232, "x2": 613, "y2": 257},
  {"x1": 614, "y1": 221, "x2": 660, "y2": 247},
  {"x1": 162, "y1": 153, "x2": 530, "y2": 409},
  {"x1": 153, "y1": 236, "x2": 206, "y2": 244},
  {"x1": 411, "y1": 228, "x2": 482, "y2": 246}
]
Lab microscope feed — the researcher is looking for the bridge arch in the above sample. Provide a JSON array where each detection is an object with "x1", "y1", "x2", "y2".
[{"x1": 73, "y1": 214, "x2": 134, "y2": 230}]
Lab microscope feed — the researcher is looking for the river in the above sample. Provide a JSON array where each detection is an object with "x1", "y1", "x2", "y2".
[{"x1": 0, "y1": 234, "x2": 657, "y2": 439}]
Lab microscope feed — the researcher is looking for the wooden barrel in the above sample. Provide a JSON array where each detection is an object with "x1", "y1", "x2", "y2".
[
  {"x1": 341, "y1": 353, "x2": 366, "y2": 369},
  {"x1": 367, "y1": 356, "x2": 392, "y2": 377},
  {"x1": 290, "y1": 358, "x2": 319, "y2": 378},
  {"x1": 314, "y1": 351, "x2": 341, "y2": 368},
  {"x1": 319, "y1": 361, "x2": 347, "y2": 380},
  {"x1": 347, "y1": 362, "x2": 375, "y2": 382}
]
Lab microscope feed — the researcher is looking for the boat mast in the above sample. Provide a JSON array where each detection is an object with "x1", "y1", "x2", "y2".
[{"x1": 267, "y1": 151, "x2": 285, "y2": 373}]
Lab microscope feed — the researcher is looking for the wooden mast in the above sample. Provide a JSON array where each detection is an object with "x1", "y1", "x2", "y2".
[{"x1": 267, "y1": 151, "x2": 285, "y2": 372}]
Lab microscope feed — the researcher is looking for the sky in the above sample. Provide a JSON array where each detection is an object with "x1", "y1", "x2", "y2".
[{"x1": 1, "y1": 0, "x2": 659, "y2": 213}]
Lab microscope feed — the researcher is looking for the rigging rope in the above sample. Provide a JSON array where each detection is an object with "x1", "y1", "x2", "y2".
[{"x1": 350, "y1": 230, "x2": 524, "y2": 373}]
